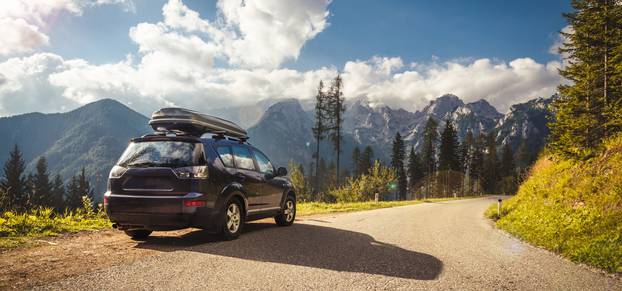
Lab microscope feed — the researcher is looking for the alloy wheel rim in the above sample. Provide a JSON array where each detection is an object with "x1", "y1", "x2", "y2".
[
  {"x1": 226, "y1": 203, "x2": 240, "y2": 233},
  {"x1": 284, "y1": 200, "x2": 295, "y2": 222}
]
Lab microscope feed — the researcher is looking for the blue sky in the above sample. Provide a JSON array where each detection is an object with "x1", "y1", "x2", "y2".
[
  {"x1": 0, "y1": 0, "x2": 570, "y2": 116},
  {"x1": 47, "y1": 0, "x2": 571, "y2": 69}
]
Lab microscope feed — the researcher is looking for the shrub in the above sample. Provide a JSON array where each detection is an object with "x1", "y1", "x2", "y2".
[{"x1": 327, "y1": 161, "x2": 397, "y2": 202}]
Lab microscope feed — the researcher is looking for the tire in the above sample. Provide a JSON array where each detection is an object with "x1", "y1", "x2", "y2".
[
  {"x1": 124, "y1": 229, "x2": 152, "y2": 240},
  {"x1": 220, "y1": 198, "x2": 244, "y2": 240},
  {"x1": 275, "y1": 195, "x2": 296, "y2": 226}
]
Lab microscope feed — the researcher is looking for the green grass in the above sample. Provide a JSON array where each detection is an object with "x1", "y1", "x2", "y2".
[
  {"x1": 486, "y1": 136, "x2": 622, "y2": 273},
  {"x1": 0, "y1": 207, "x2": 110, "y2": 249},
  {"x1": 298, "y1": 196, "x2": 480, "y2": 216}
]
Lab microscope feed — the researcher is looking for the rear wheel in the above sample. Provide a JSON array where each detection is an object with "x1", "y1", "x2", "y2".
[
  {"x1": 221, "y1": 198, "x2": 244, "y2": 240},
  {"x1": 275, "y1": 195, "x2": 296, "y2": 226},
  {"x1": 124, "y1": 229, "x2": 152, "y2": 240}
]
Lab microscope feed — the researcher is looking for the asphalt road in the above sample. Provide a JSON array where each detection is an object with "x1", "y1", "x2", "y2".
[{"x1": 41, "y1": 196, "x2": 621, "y2": 290}]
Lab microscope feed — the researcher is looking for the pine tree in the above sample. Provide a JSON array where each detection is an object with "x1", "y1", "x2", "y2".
[
  {"x1": 51, "y1": 174, "x2": 65, "y2": 212},
  {"x1": 499, "y1": 144, "x2": 518, "y2": 194},
  {"x1": 437, "y1": 118, "x2": 461, "y2": 197},
  {"x1": 500, "y1": 144, "x2": 516, "y2": 178},
  {"x1": 469, "y1": 134, "x2": 485, "y2": 194},
  {"x1": 30, "y1": 157, "x2": 53, "y2": 208},
  {"x1": 351, "y1": 146, "x2": 361, "y2": 178},
  {"x1": 66, "y1": 168, "x2": 92, "y2": 210},
  {"x1": 24, "y1": 173, "x2": 34, "y2": 209},
  {"x1": 327, "y1": 161, "x2": 337, "y2": 191},
  {"x1": 77, "y1": 168, "x2": 93, "y2": 201},
  {"x1": 326, "y1": 75, "x2": 346, "y2": 184},
  {"x1": 360, "y1": 146, "x2": 374, "y2": 175},
  {"x1": 438, "y1": 117, "x2": 460, "y2": 172},
  {"x1": 1, "y1": 145, "x2": 27, "y2": 211},
  {"x1": 421, "y1": 117, "x2": 438, "y2": 198},
  {"x1": 460, "y1": 130, "x2": 474, "y2": 173},
  {"x1": 65, "y1": 175, "x2": 81, "y2": 210},
  {"x1": 515, "y1": 139, "x2": 532, "y2": 175},
  {"x1": 550, "y1": 0, "x2": 622, "y2": 158},
  {"x1": 390, "y1": 133, "x2": 407, "y2": 200},
  {"x1": 312, "y1": 80, "x2": 328, "y2": 193},
  {"x1": 481, "y1": 132, "x2": 499, "y2": 193},
  {"x1": 407, "y1": 146, "x2": 424, "y2": 198}
]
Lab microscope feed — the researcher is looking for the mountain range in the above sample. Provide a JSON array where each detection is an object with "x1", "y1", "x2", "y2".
[
  {"x1": 0, "y1": 94, "x2": 553, "y2": 196},
  {"x1": 248, "y1": 94, "x2": 553, "y2": 169}
]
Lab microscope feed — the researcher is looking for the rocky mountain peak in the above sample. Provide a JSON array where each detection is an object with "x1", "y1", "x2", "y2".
[
  {"x1": 263, "y1": 98, "x2": 305, "y2": 116},
  {"x1": 461, "y1": 99, "x2": 502, "y2": 120},
  {"x1": 422, "y1": 94, "x2": 465, "y2": 119}
]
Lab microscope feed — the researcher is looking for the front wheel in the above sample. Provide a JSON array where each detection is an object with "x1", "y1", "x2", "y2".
[
  {"x1": 275, "y1": 195, "x2": 296, "y2": 226},
  {"x1": 220, "y1": 198, "x2": 244, "y2": 240}
]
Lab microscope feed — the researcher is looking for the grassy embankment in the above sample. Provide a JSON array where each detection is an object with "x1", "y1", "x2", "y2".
[
  {"x1": 486, "y1": 136, "x2": 622, "y2": 273},
  {"x1": 0, "y1": 198, "x2": 110, "y2": 249}
]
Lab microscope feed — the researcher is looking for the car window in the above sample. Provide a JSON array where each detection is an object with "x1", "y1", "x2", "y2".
[
  {"x1": 232, "y1": 146, "x2": 256, "y2": 171},
  {"x1": 118, "y1": 141, "x2": 204, "y2": 168},
  {"x1": 253, "y1": 149, "x2": 274, "y2": 174},
  {"x1": 216, "y1": 146, "x2": 234, "y2": 168}
]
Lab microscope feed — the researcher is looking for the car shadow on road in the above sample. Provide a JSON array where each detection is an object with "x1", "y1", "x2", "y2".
[{"x1": 135, "y1": 222, "x2": 443, "y2": 280}]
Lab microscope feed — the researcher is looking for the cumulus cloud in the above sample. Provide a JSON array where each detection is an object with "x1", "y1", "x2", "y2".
[
  {"x1": 0, "y1": 18, "x2": 49, "y2": 55},
  {"x1": 215, "y1": 0, "x2": 330, "y2": 68},
  {"x1": 0, "y1": 0, "x2": 563, "y2": 117},
  {"x1": 342, "y1": 56, "x2": 561, "y2": 112},
  {"x1": 0, "y1": 53, "x2": 77, "y2": 115},
  {"x1": 0, "y1": 0, "x2": 134, "y2": 56},
  {"x1": 150, "y1": 0, "x2": 331, "y2": 69},
  {"x1": 47, "y1": 54, "x2": 337, "y2": 115}
]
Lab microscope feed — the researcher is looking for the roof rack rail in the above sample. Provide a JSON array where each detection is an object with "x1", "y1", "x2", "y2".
[{"x1": 149, "y1": 108, "x2": 248, "y2": 140}]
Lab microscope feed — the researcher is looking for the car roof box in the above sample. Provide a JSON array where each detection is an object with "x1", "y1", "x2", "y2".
[{"x1": 149, "y1": 107, "x2": 248, "y2": 139}]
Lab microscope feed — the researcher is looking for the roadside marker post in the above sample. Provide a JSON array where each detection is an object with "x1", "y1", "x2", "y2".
[
  {"x1": 497, "y1": 199, "x2": 502, "y2": 217},
  {"x1": 374, "y1": 193, "x2": 379, "y2": 203}
]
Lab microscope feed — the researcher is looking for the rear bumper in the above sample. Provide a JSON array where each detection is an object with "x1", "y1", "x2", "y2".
[{"x1": 104, "y1": 191, "x2": 220, "y2": 231}]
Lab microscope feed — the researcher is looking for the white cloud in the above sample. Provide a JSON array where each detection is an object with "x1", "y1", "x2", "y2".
[
  {"x1": 0, "y1": 0, "x2": 563, "y2": 118},
  {"x1": 0, "y1": 53, "x2": 77, "y2": 115},
  {"x1": 342, "y1": 56, "x2": 562, "y2": 112},
  {"x1": 216, "y1": 0, "x2": 331, "y2": 68},
  {"x1": 0, "y1": 0, "x2": 134, "y2": 56},
  {"x1": 150, "y1": 0, "x2": 331, "y2": 69},
  {"x1": 0, "y1": 18, "x2": 49, "y2": 55}
]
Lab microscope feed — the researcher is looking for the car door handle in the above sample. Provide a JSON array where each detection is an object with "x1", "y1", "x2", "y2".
[{"x1": 235, "y1": 173, "x2": 246, "y2": 181}]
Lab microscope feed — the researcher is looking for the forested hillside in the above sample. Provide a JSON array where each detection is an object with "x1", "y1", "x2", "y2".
[{"x1": 0, "y1": 99, "x2": 151, "y2": 201}]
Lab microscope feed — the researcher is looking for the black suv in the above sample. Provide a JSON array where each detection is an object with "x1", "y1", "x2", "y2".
[{"x1": 104, "y1": 132, "x2": 296, "y2": 240}]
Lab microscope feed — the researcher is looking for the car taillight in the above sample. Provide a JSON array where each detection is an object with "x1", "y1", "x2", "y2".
[
  {"x1": 174, "y1": 166, "x2": 208, "y2": 179},
  {"x1": 183, "y1": 200, "x2": 206, "y2": 207},
  {"x1": 103, "y1": 196, "x2": 109, "y2": 206},
  {"x1": 109, "y1": 165, "x2": 127, "y2": 178}
]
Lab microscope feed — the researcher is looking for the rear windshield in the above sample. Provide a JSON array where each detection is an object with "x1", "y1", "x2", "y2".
[{"x1": 117, "y1": 141, "x2": 204, "y2": 168}]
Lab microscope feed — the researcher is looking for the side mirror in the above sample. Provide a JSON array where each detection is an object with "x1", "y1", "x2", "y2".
[{"x1": 277, "y1": 167, "x2": 288, "y2": 176}]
